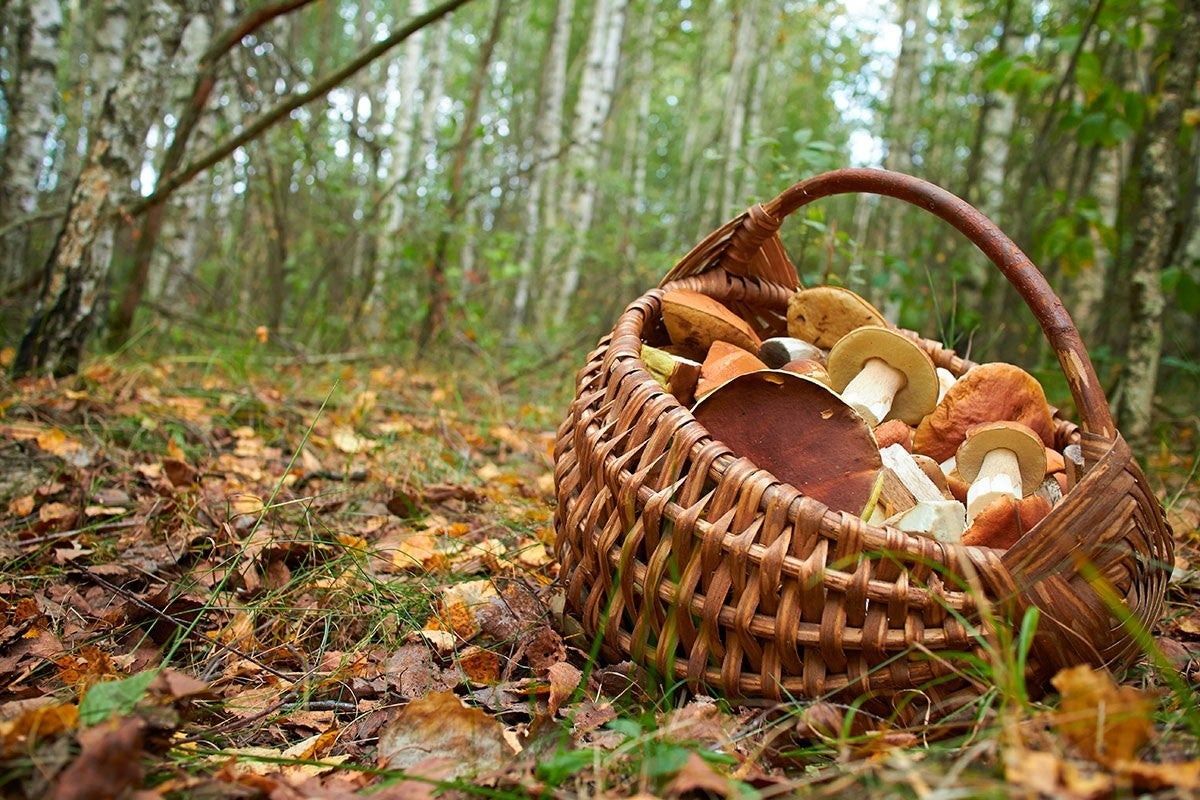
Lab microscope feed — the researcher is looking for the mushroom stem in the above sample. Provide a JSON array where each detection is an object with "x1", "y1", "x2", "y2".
[
  {"x1": 840, "y1": 357, "x2": 907, "y2": 426},
  {"x1": 966, "y1": 447, "x2": 1021, "y2": 522}
]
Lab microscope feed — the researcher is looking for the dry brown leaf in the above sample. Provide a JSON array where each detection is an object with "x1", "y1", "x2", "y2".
[
  {"x1": 8, "y1": 494, "x2": 35, "y2": 517},
  {"x1": 376, "y1": 690, "x2": 518, "y2": 780},
  {"x1": 49, "y1": 715, "x2": 147, "y2": 800},
  {"x1": 0, "y1": 701, "x2": 78, "y2": 756},
  {"x1": 1122, "y1": 759, "x2": 1200, "y2": 791},
  {"x1": 1052, "y1": 664, "x2": 1154, "y2": 764},
  {"x1": 663, "y1": 752, "x2": 736, "y2": 799},
  {"x1": 456, "y1": 646, "x2": 501, "y2": 683},
  {"x1": 546, "y1": 661, "x2": 582, "y2": 718}
]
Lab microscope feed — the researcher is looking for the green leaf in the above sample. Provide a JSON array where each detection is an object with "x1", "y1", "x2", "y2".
[
  {"x1": 644, "y1": 742, "x2": 691, "y2": 777},
  {"x1": 535, "y1": 748, "x2": 595, "y2": 784},
  {"x1": 1175, "y1": 271, "x2": 1200, "y2": 316},
  {"x1": 79, "y1": 671, "x2": 157, "y2": 726}
]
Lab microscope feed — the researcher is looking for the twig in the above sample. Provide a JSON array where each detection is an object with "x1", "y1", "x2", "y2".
[{"x1": 80, "y1": 571, "x2": 294, "y2": 683}]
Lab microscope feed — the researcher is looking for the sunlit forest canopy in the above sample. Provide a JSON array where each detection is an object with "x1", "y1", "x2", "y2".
[{"x1": 1, "y1": 0, "x2": 1197, "y2": 440}]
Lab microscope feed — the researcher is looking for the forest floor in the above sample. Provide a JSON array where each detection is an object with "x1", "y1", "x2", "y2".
[{"x1": 1, "y1": 346, "x2": 1198, "y2": 799}]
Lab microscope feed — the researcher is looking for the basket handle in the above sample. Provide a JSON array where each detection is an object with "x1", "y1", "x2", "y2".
[{"x1": 724, "y1": 168, "x2": 1115, "y2": 439}]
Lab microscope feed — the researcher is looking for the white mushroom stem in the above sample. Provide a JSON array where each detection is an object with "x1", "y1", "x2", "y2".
[
  {"x1": 839, "y1": 357, "x2": 906, "y2": 426},
  {"x1": 966, "y1": 447, "x2": 1022, "y2": 522}
]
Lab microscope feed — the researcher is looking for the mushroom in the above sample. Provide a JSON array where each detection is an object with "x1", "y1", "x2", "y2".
[
  {"x1": 874, "y1": 418, "x2": 914, "y2": 451},
  {"x1": 936, "y1": 367, "x2": 957, "y2": 404},
  {"x1": 787, "y1": 286, "x2": 887, "y2": 349},
  {"x1": 660, "y1": 289, "x2": 761, "y2": 359},
  {"x1": 961, "y1": 494, "x2": 1053, "y2": 549},
  {"x1": 878, "y1": 443, "x2": 945, "y2": 516},
  {"x1": 913, "y1": 362, "x2": 1056, "y2": 462},
  {"x1": 641, "y1": 345, "x2": 702, "y2": 406},
  {"x1": 694, "y1": 341, "x2": 768, "y2": 400},
  {"x1": 890, "y1": 500, "x2": 967, "y2": 543},
  {"x1": 826, "y1": 327, "x2": 939, "y2": 427},
  {"x1": 955, "y1": 422, "x2": 1047, "y2": 523},
  {"x1": 692, "y1": 371, "x2": 882, "y2": 516},
  {"x1": 780, "y1": 357, "x2": 831, "y2": 386},
  {"x1": 759, "y1": 336, "x2": 825, "y2": 369}
]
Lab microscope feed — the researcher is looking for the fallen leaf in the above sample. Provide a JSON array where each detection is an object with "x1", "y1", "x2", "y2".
[
  {"x1": 663, "y1": 752, "x2": 736, "y2": 799},
  {"x1": 546, "y1": 661, "x2": 582, "y2": 718},
  {"x1": 377, "y1": 690, "x2": 518, "y2": 780},
  {"x1": 0, "y1": 702, "x2": 78, "y2": 756},
  {"x1": 1122, "y1": 759, "x2": 1200, "y2": 791},
  {"x1": 49, "y1": 715, "x2": 147, "y2": 800},
  {"x1": 1052, "y1": 664, "x2": 1154, "y2": 764}
]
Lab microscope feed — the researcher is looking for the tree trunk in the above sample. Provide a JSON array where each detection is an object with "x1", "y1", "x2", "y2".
[
  {"x1": 0, "y1": 0, "x2": 63, "y2": 289},
  {"x1": 13, "y1": 0, "x2": 195, "y2": 378},
  {"x1": 364, "y1": 0, "x2": 427, "y2": 337},
  {"x1": 1116, "y1": 2, "x2": 1200, "y2": 441},
  {"x1": 417, "y1": 0, "x2": 508, "y2": 349},
  {"x1": 508, "y1": 0, "x2": 573, "y2": 335},
  {"x1": 717, "y1": 0, "x2": 760, "y2": 218},
  {"x1": 549, "y1": 0, "x2": 628, "y2": 328}
]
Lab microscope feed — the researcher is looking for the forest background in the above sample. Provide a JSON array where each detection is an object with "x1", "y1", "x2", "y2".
[{"x1": 1, "y1": 0, "x2": 1198, "y2": 442}]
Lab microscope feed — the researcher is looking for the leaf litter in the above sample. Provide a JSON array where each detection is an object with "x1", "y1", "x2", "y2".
[{"x1": 0, "y1": 358, "x2": 1197, "y2": 798}]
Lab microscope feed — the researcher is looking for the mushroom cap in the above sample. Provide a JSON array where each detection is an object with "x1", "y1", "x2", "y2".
[
  {"x1": 692, "y1": 370, "x2": 882, "y2": 515},
  {"x1": 913, "y1": 362, "x2": 1056, "y2": 462},
  {"x1": 695, "y1": 341, "x2": 768, "y2": 400},
  {"x1": 961, "y1": 494, "x2": 1052, "y2": 549},
  {"x1": 826, "y1": 327, "x2": 939, "y2": 425},
  {"x1": 660, "y1": 289, "x2": 761, "y2": 358},
  {"x1": 786, "y1": 286, "x2": 887, "y2": 349},
  {"x1": 955, "y1": 421, "x2": 1047, "y2": 495}
]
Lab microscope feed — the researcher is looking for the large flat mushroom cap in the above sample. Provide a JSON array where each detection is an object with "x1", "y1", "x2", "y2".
[
  {"x1": 692, "y1": 370, "x2": 882, "y2": 515},
  {"x1": 787, "y1": 286, "x2": 887, "y2": 349},
  {"x1": 826, "y1": 326, "x2": 939, "y2": 425},
  {"x1": 913, "y1": 363, "x2": 1057, "y2": 462}
]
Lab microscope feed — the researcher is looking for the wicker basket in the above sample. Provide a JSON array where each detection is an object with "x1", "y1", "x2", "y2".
[{"x1": 552, "y1": 169, "x2": 1175, "y2": 708}]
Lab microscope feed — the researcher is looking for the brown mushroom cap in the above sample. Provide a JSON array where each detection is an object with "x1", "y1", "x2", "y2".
[
  {"x1": 961, "y1": 494, "x2": 1053, "y2": 549},
  {"x1": 913, "y1": 362, "x2": 1057, "y2": 462},
  {"x1": 874, "y1": 418, "x2": 914, "y2": 451},
  {"x1": 695, "y1": 341, "x2": 768, "y2": 400},
  {"x1": 692, "y1": 371, "x2": 882, "y2": 515},
  {"x1": 787, "y1": 286, "x2": 887, "y2": 349},
  {"x1": 661, "y1": 289, "x2": 761, "y2": 358},
  {"x1": 955, "y1": 421, "x2": 1047, "y2": 496},
  {"x1": 826, "y1": 327, "x2": 939, "y2": 425}
]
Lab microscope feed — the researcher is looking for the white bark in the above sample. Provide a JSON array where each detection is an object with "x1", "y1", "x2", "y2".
[
  {"x1": 150, "y1": 7, "x2": 221, "y2": 304},
  {"x1": 1, "y1": 0, "x2": 63, "y2": 285},
  {"x1": 509, "y1": 0, "x2": 573, "y2": 334},
  {"x1": 15, "y1": 0, "x2": 196, "y2": 376},
  {"x1": 551, "y1": 0, "x2": 628, "y2": 327},
  {"x1": 363, "y1": 0, "x2": 426, "y2": 335},
  {"x1": 718, "y1": 0, "x2": 760, "y2": 217}
]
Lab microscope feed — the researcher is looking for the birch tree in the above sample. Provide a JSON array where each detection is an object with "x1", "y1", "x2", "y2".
[
  {"x1": 550, "y1": 0, "x2": 628, "y2": 328},
  {"x1": 508, "y1": 0, "x2": 573, "y2": 334},
  {"x1": 14, "y1": 0, "x2": 198, "y2": 377},
  {"x1": 0, "y1": 0, "x2": 63, "y2": 288},
  {"x1": 1116, "y1": 2, "x2": 1200, "y2": 441},
  {"x1": 364, "y1": 0, "x2": 427, "y2": 337}
]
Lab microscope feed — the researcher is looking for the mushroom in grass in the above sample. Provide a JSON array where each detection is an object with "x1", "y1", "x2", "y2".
[
  {"x1": 660, "y1": 289, "x2": 761, "y2": 359},
  {"x1": 826, "y1": 327, "x2": 940, "y2": 426},
  {"x1": 692, "y1": 371, "x2": 882, "y2": 516},
  {"x1": 955, "y1": 422, "x2": 1047, "y2": 523},
  {"x1": 787, "y1": 286, "x2": 887, "y2": 349},
  {"x1": 913, "y1": 362, "x2": 1056, "y2": 462}
]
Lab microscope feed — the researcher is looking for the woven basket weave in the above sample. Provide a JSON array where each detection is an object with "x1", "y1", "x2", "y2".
[{"x1": 552, "y1": 169, "x2": 1175, "y2": 707}]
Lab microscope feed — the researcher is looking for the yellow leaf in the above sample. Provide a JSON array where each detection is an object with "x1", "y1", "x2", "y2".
[
  {"x1": 8, "y1": 495, "x2": 35, "y2": 516},
  {"x1": 331, "y1": 426, "x2": 372, "y2": 454},
  {"x1": 1052, "y1": 664, "x2": 1154, "y2": 764}
]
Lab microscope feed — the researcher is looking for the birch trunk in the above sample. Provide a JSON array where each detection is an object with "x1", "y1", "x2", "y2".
[
  {"x1": 508, "y1": 0, "x2": 573, "y2": 335},
  {"x1": 1116, "y1": 2, "x2": 1200, "y2": 441},
  {"x1": 417, "y1": 0, "x2": 507, "y2": 348},
  {"x1": 13, "y1": 0, "x2": 195, "y2": 377},
  {"x1": 1, "y1": 0, "x2": 63, "y2": 288},
  {"x1": 718, "y1": 0, "x2": 760, "y2": 217},
  {"x1": 364, "y1": 0, "x2": 426, "y2": 337},
  {"x1": 550, "y1": 0, "x2": 628, "y2": 328}
]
